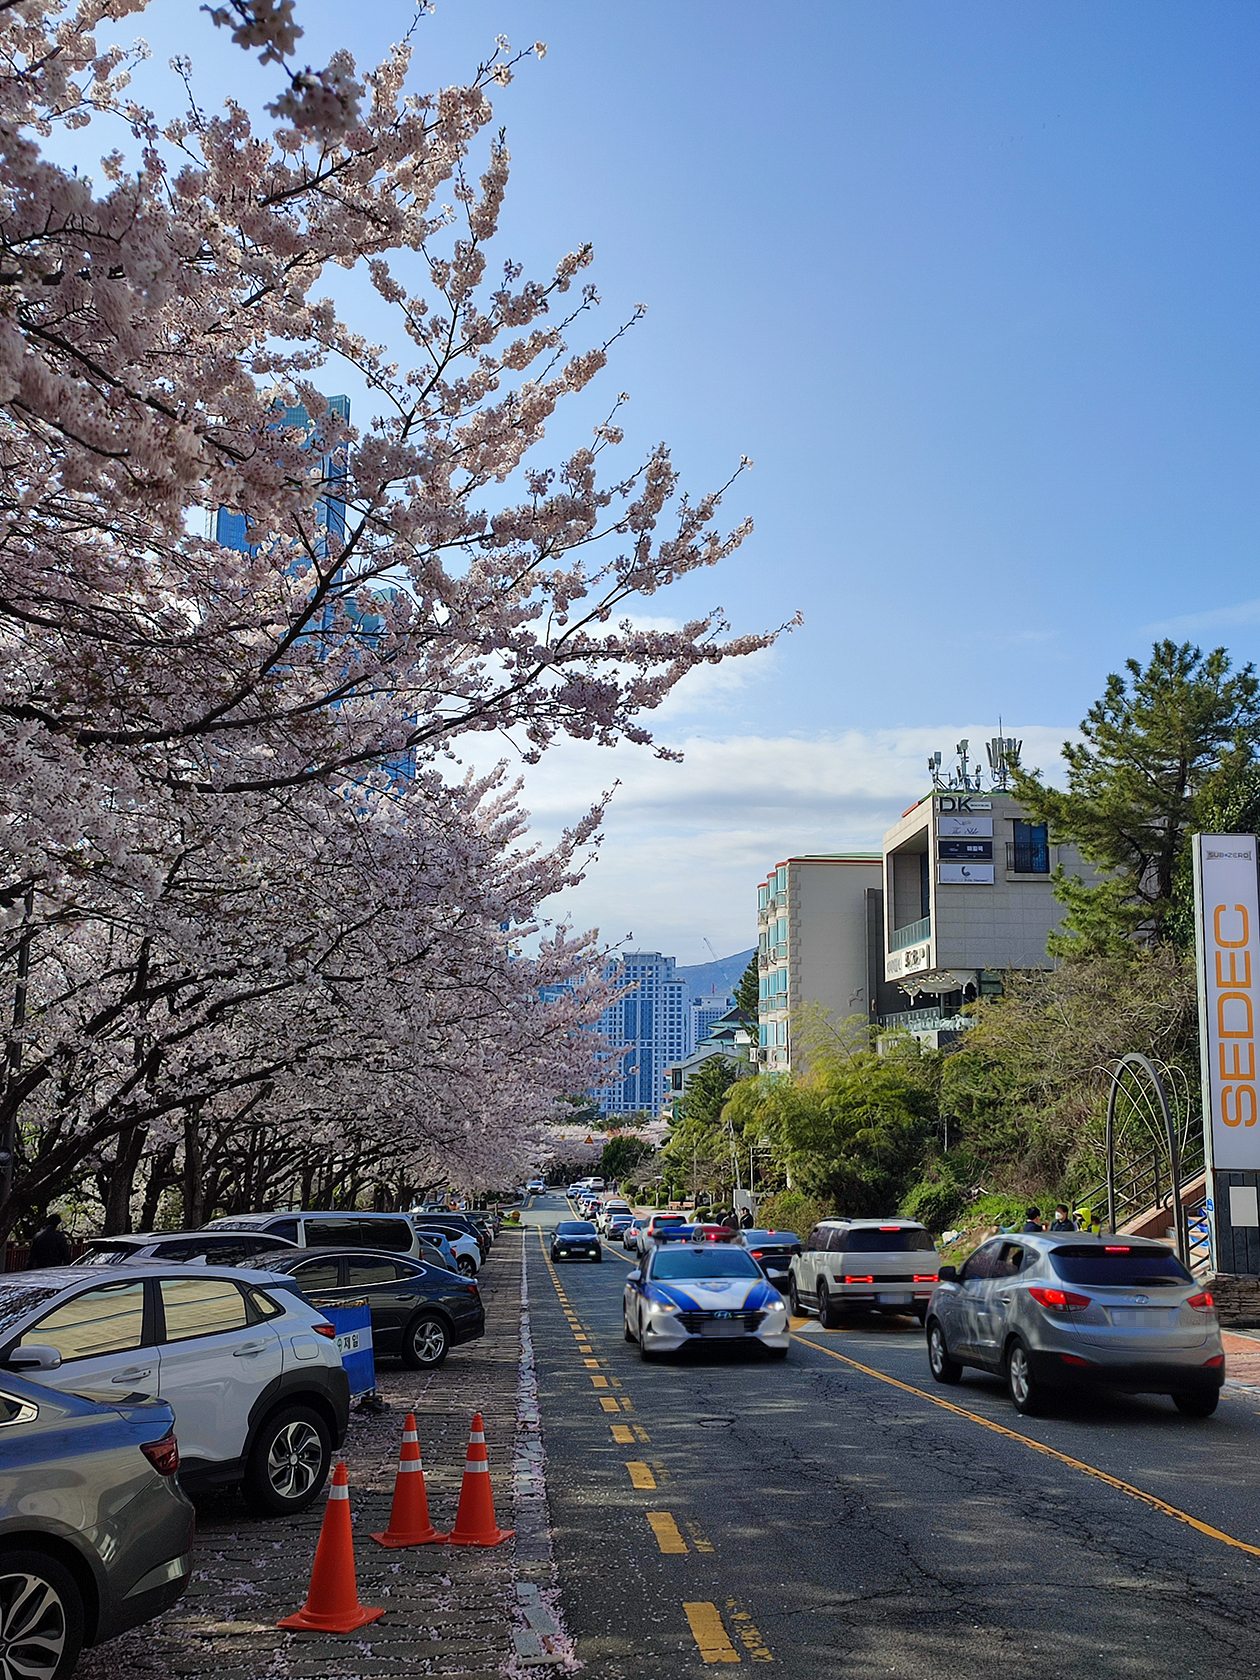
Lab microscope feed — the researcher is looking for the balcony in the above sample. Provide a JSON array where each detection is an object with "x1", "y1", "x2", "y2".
[
  {"x1": 1006, "y1": 839, "x2": 1050, "y2": 874},
  {"x1": 889, "y1": 915, "x2": 930, "y2": 952}
]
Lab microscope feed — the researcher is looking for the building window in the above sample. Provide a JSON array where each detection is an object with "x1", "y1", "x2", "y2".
[{"x1": 1008, "y1": 821, "x2": 1050, "y2": 874}]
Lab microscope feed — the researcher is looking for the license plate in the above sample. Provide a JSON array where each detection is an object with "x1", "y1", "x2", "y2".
[
  {"x1": 1111, "y1": 1308, "x2": 1177, "y2": 1328},
  {"x1": 698, "y1": 1320, "x2": 744, "y2": 1338},
  {"x1": 878, "y1": 1292, "x2": 912, "y2": 1306}
]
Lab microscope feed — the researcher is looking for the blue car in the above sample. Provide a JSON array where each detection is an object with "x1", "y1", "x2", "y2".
[
  {"x1": 0, "y1": 1368, "x2": 194, "y2": 1677},
  {"x1": 623, "y1": 1238, "x2": 790, "y2": 1360}
]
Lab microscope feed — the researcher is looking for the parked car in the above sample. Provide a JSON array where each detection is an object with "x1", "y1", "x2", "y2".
[
  {"x1": 737, "y1": 1229, "x2": 803, "y2": 1290},
  {"x1": 408, "y1": 1213, "x2": 490, "y2": 1264},
  {"x1": 550, "y1": 1221, "x2": 602, "y2": 1263},
  {"x1": 789, "y1": 1218, "x2": 939, "y2": 1325},
  {"x1": 252, "y1": 1248, "x2": 485, "y2": 1370},
  {"x1": 925, "y1": 1233, "x2": 1225, "y2": 1417},
  {"x1": 205, "y1": 1209, "x2": 427, "y2": 1262},
  {"x1": 411, "y1": 1231, "x2": 458, "y2": 1270},
  {"x1": 412, "y1": 1224, "x2": 480, "y2": 1276},
  {"x1": 74, "y1": 1229, "x2": 299, "y2": 1268},
  {"x1": 0, "y1": 1369, "x2": 194, "y2": 1678},
  {"x1": 0, "y1": 1264, "x2": 349, "y2": 1517},
  {"x1": 607, "y1": 1213, "x2": 635, "y2": 1243}
]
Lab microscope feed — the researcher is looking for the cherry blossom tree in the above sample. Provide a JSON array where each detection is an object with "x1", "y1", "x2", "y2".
[{"x1": 0, "y1": 0, "x2": 776, "y2": 1234}]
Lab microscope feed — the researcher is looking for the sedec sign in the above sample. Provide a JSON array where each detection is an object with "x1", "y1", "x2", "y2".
[{"x1": 1193, "y1": 835, "x2": 1260, "y2": 1169}]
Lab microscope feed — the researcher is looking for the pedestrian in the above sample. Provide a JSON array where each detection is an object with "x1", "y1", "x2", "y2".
[
  {"x1": 27, "y1": 1212, "x2": 71, "y2": 1268},
  {"x1": 739, "y1": 1207, "x2": 754, "y2": 1230},
  {"x1": 1020, "y1": 1206, "x2": 1044, "y2": 1234},
  {"x1": 1048, "y1": 1204, "x2": 1077, "y2": 1232}
]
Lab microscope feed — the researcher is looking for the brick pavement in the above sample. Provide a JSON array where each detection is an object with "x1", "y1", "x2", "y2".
[
  {"x1": 78, "y1": 1231, "x2": 528, "y2": 1680},
  {"x1": 1223, "y1": 1328, "x2": 1260, "y2": 1392}
]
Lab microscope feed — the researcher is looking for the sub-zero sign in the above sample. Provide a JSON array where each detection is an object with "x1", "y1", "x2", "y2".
[{"x1": 1194, "y1": 834, "x2": 1260, "y2": 1169}]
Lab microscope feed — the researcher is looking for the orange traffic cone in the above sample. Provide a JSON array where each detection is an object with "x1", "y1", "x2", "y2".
[
  {"x1": 439, "y1": 1412, "x2": 514, "y2": 1547},
  {"x1": 277, "y1": 1461, "x2": 385, "y2": 1633},
  {"x1": 371, "y1": 1413, "x2": 440, "y2": 1547}
]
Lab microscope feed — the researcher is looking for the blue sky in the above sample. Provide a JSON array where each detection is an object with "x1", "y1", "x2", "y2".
[{"x1": 105, "y1": 2, "x2": 1260, "y2": 958}]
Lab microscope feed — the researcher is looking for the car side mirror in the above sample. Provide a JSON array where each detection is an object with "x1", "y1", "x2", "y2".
[
  {"x1": 938, "y1": 1265, "x2": 958, "y2": 1283},
  {"x1": 9, "y1": 1343, "x2": 62, "y2": 1372},
  {"x1": 628, "y1": 1269, "x2": 641, "y2": 1283}
]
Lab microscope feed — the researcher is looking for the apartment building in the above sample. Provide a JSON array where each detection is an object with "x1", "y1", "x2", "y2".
[{"x1": 755, "y1": 854, "x2": 883, "y2": 1069}]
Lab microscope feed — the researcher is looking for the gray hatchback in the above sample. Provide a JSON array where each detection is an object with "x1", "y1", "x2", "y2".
[{"x1": 926, "y1": 1232, "x2": 1224, "y2": 1417}]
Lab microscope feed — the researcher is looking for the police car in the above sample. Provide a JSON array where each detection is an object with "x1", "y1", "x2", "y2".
[{"x1": 623, "y1": 1231, "x2": 790, "y2": 1360}]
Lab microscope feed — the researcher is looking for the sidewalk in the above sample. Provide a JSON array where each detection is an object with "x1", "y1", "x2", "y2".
[
  {"x1": 1223, "y1": 1328, "x2": 1260, "y2": 1393},
  {"x1": 78, "y1": 1233, "x2": 527, "y2": 1680}
]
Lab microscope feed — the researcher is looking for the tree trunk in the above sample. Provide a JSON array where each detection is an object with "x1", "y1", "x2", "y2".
[
  {"x1": 100, "y1": 1123, "x2": 149, "y2": 1235},
  {"x1": 139, "y1": 1143, "x2": 177, "y2": 1233}
]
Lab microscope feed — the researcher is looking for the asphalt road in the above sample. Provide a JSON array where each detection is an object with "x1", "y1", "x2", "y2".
[{"x1": 522, "y1": 1193, "x2": 1260, "y2": 1678}]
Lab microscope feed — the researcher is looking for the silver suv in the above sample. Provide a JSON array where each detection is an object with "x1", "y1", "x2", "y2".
[
  {"x1": 1, "y1": 1263, "x2": 350, "y2": 1515},
  {"x1": 925, "y1": 1232, "x2": 1225, "y2": 1417},
  {"x1": 789, "y1": 1218, "x2": 939, "y2": 1324}
]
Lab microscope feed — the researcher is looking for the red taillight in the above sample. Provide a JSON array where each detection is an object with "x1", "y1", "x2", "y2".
[
  {"x1": 879, "y1": 1226, "x2": 900, "y2": 1231},
  {"x1": 1204, "y1": 1354, "x2": 1225, "y2": 1367},
  {"x1": 140, "y1": 1429, "x2": 180, "y2": 1477},
  {"x1": 750, "y1": 1250, "x2": 764, "y2": 1258},
  {"x1": 846, "y1": 1275, "x2": 875, "y2": 1284},
  {"x1": 1188, "y1": 1292, "x2": 1215, "y2": 1312},
  {"x1": 313, "y1": 1321, "x2": 337, "y2": 1338},
  {"x1": 913, "y1": 1274, "x2": 938, "y2": 1283},
  {"x1": 1104, "y1": 1246, "x2": 1131, "y2": 1252},
  {"x1": 1029, "y1": 1286, "x2": 1091, "y2": 1312},
  {"x1": 1060, "y1": 1354, "x2": 1091, "y2": 1367}
]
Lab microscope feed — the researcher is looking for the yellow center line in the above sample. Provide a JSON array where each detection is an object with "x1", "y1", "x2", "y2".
[
  {"x1": 599, "y1": 1396, "x2": 622, "y2": 1413},
  {"x1": 626, "y1": 1460, "x2": 657, "y2": 1488},
  {"x1": 792, "y1": 1332, "x2": 1260, "y2": 1560},
  {"x1": 647, "y1": 1511, "x2": 688, "y2": 1553},
  {"x1": 590, "y1": 1374, "x2": 609, "y2": 1389},
  {"x1": 611, "y1": 1423, "x2": 635, "y2": 1444},
  {"x1": 684, "y1": 1601, "x2": 740, "y2": 1663},
  {"x1": 583, "y1": 1357, "x2": 602, "y2": 1369}
]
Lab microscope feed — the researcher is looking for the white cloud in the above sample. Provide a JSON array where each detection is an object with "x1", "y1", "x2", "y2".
[
  {"x1": 1141, "y1": 599, "x2": 1260, "y2": 638},
  {"x1": 506, "y1": 724, "x2": 1075, "y2": 965}
]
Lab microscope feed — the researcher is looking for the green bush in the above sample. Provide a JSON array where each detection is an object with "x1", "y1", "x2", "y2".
[
  {"x1": 755, "y1": 1190, "x2": 834, "y2": 1241},
  {"x1": 899, "y1": 1178, "x2": 965, "y2": 1235}
]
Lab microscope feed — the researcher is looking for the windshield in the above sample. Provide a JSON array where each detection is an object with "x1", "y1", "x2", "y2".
[
  {"x1": 557, "y1": 1222, "x2": 596, "y2": 1235},
  {"x1": 0, "y1": 1281, "x2": 65, "y2": 1339},
  {"x1": 74, "y1": 1245, "x2": 135, "y2": 1265},
  {"x1": 844, "y1": 1228, "x2": 935, "y2": 1253},
  {"x1": 744, "y1": 1231, "x2": 797, "y2": 1247},
  {"x1": 1051, "y1": 1245, "x2": 1192, "y2": 1287},
  {"x1": 651, "y1": 1249, "x2": 762, "y2": 1281}
]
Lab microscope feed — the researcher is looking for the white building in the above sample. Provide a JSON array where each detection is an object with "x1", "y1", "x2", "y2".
[{"x1": 593, "y1": 952, "x2": 687, "y2": 1118}]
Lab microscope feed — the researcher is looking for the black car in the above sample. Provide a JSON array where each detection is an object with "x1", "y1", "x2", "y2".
[
  {"x1": 739, "y1": 1229, "x2": 803, "y2": 1288},
  {"x1": 253, "y1": 1248, "x2": 484, "y2": 1369},
  {"x1": 551, "y1": 1221, "x2": 602, "y2": 1263},
  {"x1": 0, "y1": 1369, "x2": 194, "y2": 1676}
]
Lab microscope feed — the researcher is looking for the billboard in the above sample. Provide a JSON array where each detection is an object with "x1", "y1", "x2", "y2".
[{"x1": 1193, "y1": 834, "x2": 1260, "y2": 1171}]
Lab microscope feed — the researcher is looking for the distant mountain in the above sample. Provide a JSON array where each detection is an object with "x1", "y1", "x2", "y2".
[{"x1": 674, "y1": 948, "x2": 755, "y2": 1007}]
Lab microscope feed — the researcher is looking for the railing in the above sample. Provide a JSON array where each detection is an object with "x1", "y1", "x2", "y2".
[
  {"x1": 889, "y1": 915, "x2": 930, "y2": 951},
  {"x1": 1006, "y1": 839, "x2": 1050, "y2": 873},
  {"x1": 877, "y1": 1005, "x2": 972, "y2": 1033},
  {"x1": 1075, "y1": 1133, "x2": 1206, "y2": 1248}
]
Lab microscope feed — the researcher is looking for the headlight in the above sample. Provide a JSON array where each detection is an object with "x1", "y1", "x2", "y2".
[
  {"x1": 762, "y1": 1301, "x2": 787, "y2": 1323},
  {"x1": 648, "y1": 1297, "x2": 680, "y2": 1315}
]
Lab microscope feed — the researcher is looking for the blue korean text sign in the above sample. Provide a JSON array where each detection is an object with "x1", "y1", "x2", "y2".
[{"x1": 325, "y1": 1301, "x2": 375, "y2": 1397}]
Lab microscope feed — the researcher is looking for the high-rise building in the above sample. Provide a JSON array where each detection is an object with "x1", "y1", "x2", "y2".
[
  {"x1": 688, "y1": 992, "x2": 735, "y2": 1054},
  {"x1": 592, "y1": 952, "x2": 687, "y2": 1118}
]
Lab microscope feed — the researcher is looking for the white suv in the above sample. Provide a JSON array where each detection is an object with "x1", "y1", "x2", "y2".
[
  {"x1": 789, "y1": 1218, "x2": 940, "y2": 1326},
  {"x1": 1, "y1": 1263, "x2": 350, "y2": 1516}
]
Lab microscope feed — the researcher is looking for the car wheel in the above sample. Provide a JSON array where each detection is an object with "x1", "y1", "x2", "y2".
[
  {"x1": 913, "y1": 1306, "x2": 928, "y2": 1324},
  {"x1": 457, "y1": 1255, "x2": 478, "y2": 1277},
  {"x1": 1173, "y1": 1389, "x2": 1219, "y2": 1417},
  {"x1": 624, "y1": 1312, "x2": 635, "y2": 1342},
  {"x1": 927, "y1": 1319, "x2": 962, "y2": 1385},
  {"x1": 788, "y1": 1277, "x2": 803, "y2": 1317},
  {"x1": 594, "y1": 1249, "x2": 603, "y2": 1263},
  {"x1": 402, "y1": 1312, "x2": 451, "y2": 1370},
  {"x1": 818, "y1": 1283, "x2": 842, "y2": 1329},
  {"x1": 0, "y1": 1549, "x2": 84, "y2": 1680},
  {"x1": 1005, "y1": 1337, "x2": 1046, "y2": 1416},
  {"x1": 245, "y1": 1405, "x2": 331, "y2": 1517},
  {"x1": 550, "y1": 1248, "x2": 559, "y2": 1262}
]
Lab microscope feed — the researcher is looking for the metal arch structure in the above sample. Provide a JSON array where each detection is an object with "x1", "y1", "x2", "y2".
[{"x1": 1105, "y1": 1053, "x2": 1189, "y2": 1263}]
